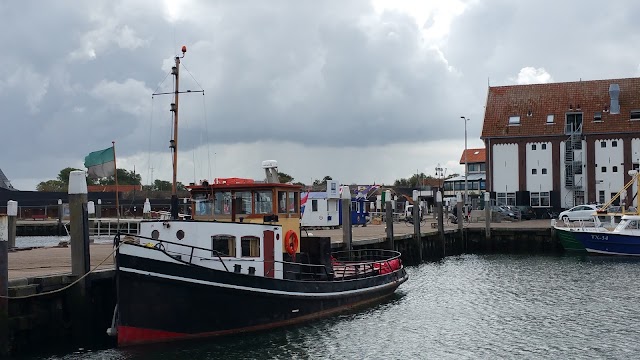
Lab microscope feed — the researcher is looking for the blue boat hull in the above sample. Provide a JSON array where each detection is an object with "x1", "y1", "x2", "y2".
[{"x1": 574, "y1": 232, "x2": 640, "y2": 256}]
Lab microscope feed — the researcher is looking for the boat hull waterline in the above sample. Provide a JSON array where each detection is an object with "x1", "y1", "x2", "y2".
[
  {"x1": 575, "y1": 232, "x2": 640, "y2": 256},
  {"x1": 116, "y1": 246, "x2": 408, "y2": 346}
]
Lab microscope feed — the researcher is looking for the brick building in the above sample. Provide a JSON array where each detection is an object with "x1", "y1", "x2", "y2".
[{"x1": 482, "y1": 77, "x2": 640, "y2": 210}]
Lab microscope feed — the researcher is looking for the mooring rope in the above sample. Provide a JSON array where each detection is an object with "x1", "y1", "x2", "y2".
[{"x1": 0, "y1": 242, "x2": 126, "y2": 300}]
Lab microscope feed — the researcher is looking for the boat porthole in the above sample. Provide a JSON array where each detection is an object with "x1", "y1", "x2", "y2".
[
  {"x1": 151, "y1": 230, "x2": 160, "y2": 239},
  {"x1": 276, "y1": 233, "x2": 280, "y2": 240},
  {"x1": 176, "y1": 230, "x2": 185, "y2": 240}
]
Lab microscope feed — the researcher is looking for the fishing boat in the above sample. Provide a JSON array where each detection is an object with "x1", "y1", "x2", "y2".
[
  {"x1": 559, "y1": 170, "x2": 640, "y2": 256},
  {"x1": 110, "y1": 46, "x2": 408, "y2": 346},
  {"x1": 573, "y1": 214, "x2": 640, "y2": 256},
  {"x1": 552, "y1": 216, "x2": 611, "y2": 253}
]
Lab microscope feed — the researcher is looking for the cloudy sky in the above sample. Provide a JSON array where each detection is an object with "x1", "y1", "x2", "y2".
[{"x1": 2, "y1": 0, "x2": 640, "y2": 190}]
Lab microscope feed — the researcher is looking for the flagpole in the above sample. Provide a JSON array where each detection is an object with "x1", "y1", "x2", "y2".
[{"x1": 113, "y1": 141, "x2": 120, "y2": 219}]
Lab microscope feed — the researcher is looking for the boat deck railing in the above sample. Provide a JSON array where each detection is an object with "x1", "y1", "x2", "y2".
[{"x1": 115, "y1": 233, "x2": 402, "y2": 281}]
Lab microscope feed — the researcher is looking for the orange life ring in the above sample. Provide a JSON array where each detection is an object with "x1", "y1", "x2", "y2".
[{"x1": 285, "y1": 230, "x2": 299, "y2": 256}]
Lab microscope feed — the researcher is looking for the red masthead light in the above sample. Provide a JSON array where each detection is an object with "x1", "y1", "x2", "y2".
[{"x1": 181, "y1": 45, "x2": 187, "y2": 54}]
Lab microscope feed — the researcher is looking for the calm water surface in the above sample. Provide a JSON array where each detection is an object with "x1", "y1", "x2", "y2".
[{"x1": 24, "y1": 254, "x2": 640, "y2": 360}]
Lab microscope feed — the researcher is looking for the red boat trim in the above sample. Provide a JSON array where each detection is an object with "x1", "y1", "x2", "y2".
[
  {"x1": 118, "y1": 325, "x2": 185, "y2": 346},
  {"x1": 117, "y1": 291, "x2": 398, "y2": 347}
]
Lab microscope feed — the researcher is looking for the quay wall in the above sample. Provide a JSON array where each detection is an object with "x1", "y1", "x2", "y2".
[{"x1": 7, "y1": 271, "x2": 116, "y2": 356}]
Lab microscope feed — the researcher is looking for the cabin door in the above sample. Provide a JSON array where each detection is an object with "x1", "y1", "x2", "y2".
[{"x1": 263, "y1": 230, "x2": 275, "y2": 278}]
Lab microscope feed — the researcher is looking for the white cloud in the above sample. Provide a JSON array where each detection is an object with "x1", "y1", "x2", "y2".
[
  {"x1": 69, "y1": 20, "x2": 147, "y2": 62},
  {"x1": 512, "y1": 67, "x2": 554, "y2": 85},
  {"x1": 0, "y1": 65, "x2": 49, "y2": 114},
  {"x1": 90, "y1": 79, "x2": 152, "y2": 116}
]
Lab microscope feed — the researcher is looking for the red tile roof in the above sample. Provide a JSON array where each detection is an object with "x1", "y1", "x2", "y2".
[
  {"x1": 459, "y1": 148, "x2": 486, "y2": 164},
  {"x1": 482, "y1": 77, "x2": 640, "y2": 139}
]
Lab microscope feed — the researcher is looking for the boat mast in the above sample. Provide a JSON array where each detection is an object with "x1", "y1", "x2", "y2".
[{"x1": 170, "y1": 46, "x2": 186, "y2": 220}]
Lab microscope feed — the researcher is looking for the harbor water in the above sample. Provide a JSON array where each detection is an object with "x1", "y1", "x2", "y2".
[{"x1": 21, "y1": 252, "x2": 640, "y2": 359}]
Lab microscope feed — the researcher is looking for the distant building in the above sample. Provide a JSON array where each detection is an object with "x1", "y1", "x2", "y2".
[
  {"x1": 482, "y1": 77, "x2": 640, "y2": 210},
  {"x1": 0, "y1": 168, "x2": 16, "y2": 191},
  {"x1": 444, "y1": 148, "x2": 486, "y2": 207}
]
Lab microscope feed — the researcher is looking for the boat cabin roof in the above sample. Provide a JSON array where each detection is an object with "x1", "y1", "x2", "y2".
[{"x1": 188, "y1": 182, "x2": 302, "y2": 193}]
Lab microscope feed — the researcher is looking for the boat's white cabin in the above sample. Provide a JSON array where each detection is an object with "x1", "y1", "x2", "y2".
[
  {"x1": 135, "y1": 220, "x2": 284, "y2": 279},
  {"x1": 613, "y1": 215, "x2": 640, "y2": 234}
]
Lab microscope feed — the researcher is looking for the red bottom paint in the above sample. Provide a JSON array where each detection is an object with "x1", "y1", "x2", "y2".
[{"x1": 118, "y1": 326, "x2": 185, "y2": 346}]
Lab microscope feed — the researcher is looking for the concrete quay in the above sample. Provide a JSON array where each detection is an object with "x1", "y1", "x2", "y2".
[{"x1": 8, "y1": 219, "x2": 554, "y2": 280}]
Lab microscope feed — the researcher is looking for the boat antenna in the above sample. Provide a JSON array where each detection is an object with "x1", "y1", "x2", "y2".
[{"x1": 152, "y1": 45, "x2": 204, "y2": 220}]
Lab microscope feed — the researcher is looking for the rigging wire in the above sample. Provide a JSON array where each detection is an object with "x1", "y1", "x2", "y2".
[
  {"x1": 180, "y1": 61, "x2": 209, "y2": 185},
  {"x1": 181, "y1": 62, "x2": 205, "y2": 92},
  {"x1": 147, "y1": 96, "x2": 155, "y2": 187},
  {"x1": 201, "y1": 92, "x2": 212, "y2": 183}
]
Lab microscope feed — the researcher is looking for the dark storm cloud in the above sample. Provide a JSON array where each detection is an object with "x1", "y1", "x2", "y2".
[{"x1": 2, "y1": 0, "x2": 639, "y2": 188}]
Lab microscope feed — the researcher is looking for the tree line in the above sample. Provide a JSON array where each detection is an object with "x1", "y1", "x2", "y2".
[
  {"x1": 36, "y1": 168, "x2": 452, "y2": 192},
  {"x1": 36, "y1": 167, "x2": 187, "y2": 192}
]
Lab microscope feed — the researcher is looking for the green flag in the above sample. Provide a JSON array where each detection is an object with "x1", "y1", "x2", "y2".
[{"x1": 84, "y1": 146, "x2": 115, "y2": 179}]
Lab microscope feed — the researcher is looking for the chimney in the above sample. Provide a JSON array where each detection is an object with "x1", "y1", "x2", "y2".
[
  {"x1": 609, "y1": 83, "x2": 620, "y2": 114},
  {"x1": 262, "y1": 160, "x2": 280, "y2": 183}
]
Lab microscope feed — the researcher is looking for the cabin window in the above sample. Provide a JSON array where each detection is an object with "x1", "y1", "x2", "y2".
[
  {"x1": 531, "y1": 144, "x2": 536, "y2": 151},
  {"x1": 532, "y1": 169, "x2": 537, "y2": 175},
  {"x1": 594, "y1": 112, "x2": 602, "y2": 121},
  {"x1": 312, "y1": 199, "x2": 318, "y2": 212},
  {"x1": 212, "y1": 235, "x2": 236, "y2": 257},
  {"x1": 631, "y1": 110, "x2": 640, "y2": 120},
  {"x1": 508, "y1": 116, "x2": 520, "y2": 125},
  {"x1": 254, "y1": 191, "x2": 273, "y2": 214},
  {"x1": 214, "y1": 191, "x2": 231, "y2": 215},
  {"x1": 541, "y1": 143, "x2": 547, "y2": 150},
  {"x1": 613, "y1": 166, "x2": 618, "y2": 173},
  {"x1": 288, "y1": 192, "x2": 299, "y2": 213},
  {"x1": 235, "y1": 191, "x2": 252, "y2": 214},
  {"x1": 541, "y1": 168, "x2": 547, "y2": 175},
  {"x1": 612, "y1": 140, "x2": 618, "y2": 147},
  {"x1": 601, "y1": 166, "x2": 607, "y2": 173},
  {"x1": 601, "y1": 141, "x2": 606, "y2": 148},
  {"x1": 277, "y1": 191, "x2": 287, "y2": 213},
  {"x1": 241, "y1": 236, "x2": 260, "y2": 257}
]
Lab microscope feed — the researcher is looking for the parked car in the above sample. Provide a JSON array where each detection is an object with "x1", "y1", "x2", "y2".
[
  {"x1": 508, "y1": 205, "x2": 537, "y2": 220},
  {"x1": 491, "y1": 205, "x2": 517, "y2": 220},
  {"x1": 558, "y1": 204, "x2": 600, "y2": 221}
]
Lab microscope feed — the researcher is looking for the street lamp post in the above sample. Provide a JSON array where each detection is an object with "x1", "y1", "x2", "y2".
[{"x1": 461, "y1": 116, "x2": 470, "y2": 215}]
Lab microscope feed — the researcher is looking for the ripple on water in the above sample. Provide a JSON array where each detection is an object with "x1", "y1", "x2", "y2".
[{"x1": 30, "y1": 254, "x2": 640, "y2": 360}]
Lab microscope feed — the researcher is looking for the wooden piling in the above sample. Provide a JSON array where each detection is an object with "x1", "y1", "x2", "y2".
[
  {"x1": 6, "y1": 201, "x2": 16, "y2": 249},
  {"x1": 484, "y1": 192, "x2": 491, "y2": 240},
  {"x1": 436, "y1": 191, "x2": 444, "y2": 256},
  {"x1": 412, "y1": 190, "x2": 422, "y2": 262},
  {"x1": 340, "y1": 186, "x2": 352, "y2": 255},
  {"x1": 68, "y1": 170, "x2": 92, "y2": 347},
  {"x1": 385, "y1": 200, "x2": 394, "y2": 250}
]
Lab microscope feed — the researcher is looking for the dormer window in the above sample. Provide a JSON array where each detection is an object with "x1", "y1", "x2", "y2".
[
  {"x1": 594, "y1": 112, "x2": 602, "y2": 121},
  {"x1": 508, "y1": 116, "x2": 520, "y2": 125},
  {"x1": 546, "y1": 114, "x2": 554, "y2": 124}
]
